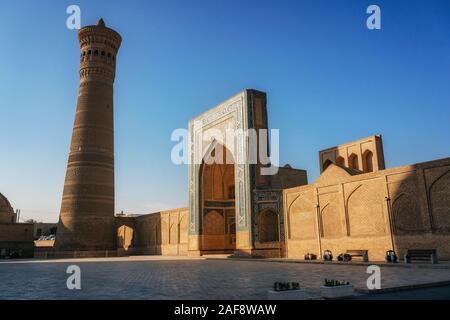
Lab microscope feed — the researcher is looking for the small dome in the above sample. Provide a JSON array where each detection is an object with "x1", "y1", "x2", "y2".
[{"x1": 0, "y1": 192, "x2": 15, "y2": 223}]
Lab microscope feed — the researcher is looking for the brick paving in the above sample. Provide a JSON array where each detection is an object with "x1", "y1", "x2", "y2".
[{"x1": 0, "y1": 256, "x2": 449, "y2": 299}]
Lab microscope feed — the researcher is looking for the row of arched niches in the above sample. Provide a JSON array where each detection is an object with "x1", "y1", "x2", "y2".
[{"x1": 80, "y1": 49, "x2": 116, "y2": 64}]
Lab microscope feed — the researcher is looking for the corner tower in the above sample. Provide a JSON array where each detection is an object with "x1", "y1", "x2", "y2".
[{"x1": 55, "y1": 19, "x2": 121, "y2": 254}]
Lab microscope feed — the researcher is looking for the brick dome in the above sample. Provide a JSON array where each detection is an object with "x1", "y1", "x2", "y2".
[{"x1": 0, "y1": 192, "x2": 15, "y2": 223}]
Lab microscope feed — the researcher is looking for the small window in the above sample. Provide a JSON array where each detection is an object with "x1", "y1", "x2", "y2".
[
  {"x1": 362, "y1": 150, "x2": 374, "y2": 173},
  {"x1": 107, "y1": 53, "x2": 111, "y2": 58},
  {"x1": 88, "y1": 50, "x2": 91, "y2": 55},
  {"x1": 336, "y1": 156, "x2": 345, "y2": 166},
  {"x1": 101, "y1": 51, "x2": 105, "y2": 56},
  {"x1": 348, "y1": 153, "x2": 359, "y2": 170},
  {"x1": 94, "y1": 50, "x2": 99, "y2": 55}
]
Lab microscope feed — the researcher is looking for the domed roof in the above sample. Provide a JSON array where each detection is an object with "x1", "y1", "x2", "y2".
[{"x1": 0, "y1": 192, "x2": 14, "y2": 223}]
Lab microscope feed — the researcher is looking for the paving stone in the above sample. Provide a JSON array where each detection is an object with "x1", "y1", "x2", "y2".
[{"x1": 0, "y1": 257, "x2": 449, "y2": 299}]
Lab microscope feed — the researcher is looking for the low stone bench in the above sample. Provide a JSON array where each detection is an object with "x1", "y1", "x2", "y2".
[
  {"x1": 346, "y1": 250, "x2": 369, "y2": 262},
  {"x1": 404, "y1": 249, "x2": 438, "y2": 264}
]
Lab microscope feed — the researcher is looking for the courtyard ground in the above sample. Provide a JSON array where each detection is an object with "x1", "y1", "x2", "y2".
[{"x1": 0, "y1": 256, "x2": 449, "y2": 299}]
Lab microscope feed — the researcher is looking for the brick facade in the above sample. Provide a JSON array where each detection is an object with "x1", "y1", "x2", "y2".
[{"x1": 284, "y1": 158, "x2": 450, "y2": 261}]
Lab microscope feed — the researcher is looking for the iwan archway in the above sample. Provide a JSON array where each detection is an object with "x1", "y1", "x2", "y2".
[
  {"x1": 188, "y1": 89, "x2": 270, "y2": 256},
  {"x1": 199, "y1": 143, "x2": 236, "y2": 253}
]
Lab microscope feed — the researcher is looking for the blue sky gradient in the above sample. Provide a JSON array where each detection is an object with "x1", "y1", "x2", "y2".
[{"x1": 0, "y1": 0, "x2": 449, "y2": 222}]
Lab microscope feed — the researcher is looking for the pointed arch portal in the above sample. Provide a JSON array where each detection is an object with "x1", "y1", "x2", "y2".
[
  {"x1": 188, "y1": 90, "x2": 270, "y2": 256},
  {"x1": 199, "y1": 143, "x2": 236, "y2": 252}
]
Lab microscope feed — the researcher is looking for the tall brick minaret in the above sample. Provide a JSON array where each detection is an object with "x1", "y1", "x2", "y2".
[{"x1": 55, "y1": 19, "x2": 121, "y2": 254}]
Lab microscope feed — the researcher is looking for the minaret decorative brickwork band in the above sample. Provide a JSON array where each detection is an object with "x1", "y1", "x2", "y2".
[{"x1": 55, "y1": 19, "x2": 121, "y2": 253}]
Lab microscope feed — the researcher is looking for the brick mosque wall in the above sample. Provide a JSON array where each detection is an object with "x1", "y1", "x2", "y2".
[
  {"x1": 115, "y1": 157, "x2": 450, "y2": 261},
  {"x1": 116, "y1": 208, "x2": 189, "y2": 256},
  {"x1": 0, "y1": 223, "x2": 34, "y2": 258},
  {"x1": 283, "y1": 157, "x2": 450, "y2": 261}
]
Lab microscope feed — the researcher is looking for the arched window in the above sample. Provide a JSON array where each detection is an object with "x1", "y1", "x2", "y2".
[
  {"x1": 117, "y1": 225, "x2": 135, "y2": 250},
  {"x1": 348, "y1": 153, "x2": 359, "y2": 170},
  {"x1": 323, "y1": 159, "x2": 333, "y2": 171},
  {"x1": 336, "y1": 156, "x2": 345, "y2": 166},
  {"x1": 362, "y1": 150, "x2": 374, "y2": 172}
]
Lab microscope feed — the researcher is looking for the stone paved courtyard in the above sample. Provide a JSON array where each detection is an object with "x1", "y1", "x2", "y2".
[{"x1": 1, "y1": 256, "x2": 450, "y2": 299}]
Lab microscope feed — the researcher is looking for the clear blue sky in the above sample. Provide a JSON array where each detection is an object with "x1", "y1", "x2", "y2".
[{"x1": 0, "y1": 0, "x2": 449, "y2": 222}]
